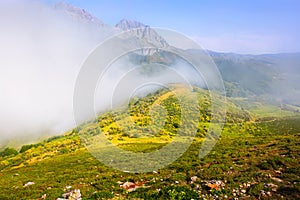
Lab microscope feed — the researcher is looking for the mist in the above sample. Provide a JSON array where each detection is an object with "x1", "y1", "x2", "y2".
[
  {"x1": 0, "y1": 1, "x2": 208, "y2": 147},
  {"x1": 94, "y1": 53, "x2": 206, "y2": 113},
  {"x1": 0, "y1": 1, "x2": 115, "y2": 146}
]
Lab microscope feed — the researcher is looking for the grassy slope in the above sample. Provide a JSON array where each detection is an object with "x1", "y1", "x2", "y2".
[{"x1": 0, "y1": 86, "x2": 299, "y2": 199}]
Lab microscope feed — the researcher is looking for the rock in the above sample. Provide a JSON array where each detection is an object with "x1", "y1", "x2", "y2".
[
  {"x1": 270, "y1": 176, "x2": 283, "y2": 183},
  {"x1": 65, "y1": 185, "x2": 72, "y2": 190},
  {"x1": 41, "y1": 194, "x2": 47, "y2": 199},
  {"x1": 120, "y1": 182, "x2": 135, "y2": 191},
  {"x1": 241, "y1": 189, "x2": 246, "y2": 193},
  {"x1": 175, "y1": 181, "x2": 179, "y2": 184},
  {"x1": 261, "y1": 190, "x2": 266, "y2": 196},
  {"x1": 69, "y1": 189, "x2": 82, "y2": 200},
  {"x1": 23, "y1": 182, "x2": 35, "y2": 187},
  {"x1": 264, "y1": 183, "x2": 278, "y2": 191},
  {"x1": 62, "y1": 192, "x2": 69, "y2": 199},
  {"x1": 205, "y1": 180, "x2": 225, "y2": 190},
  {"x1": 120, "y1": 181, "x2": 146, "y2": 192},
  {"x1": 117, "y1": 181, "x2": 123, "y2": 185},
  {"x1": 61, "y1": 189, "x2": 82, "y2": 200},
  {"x1": 191, "y1": 176, "x2": 198, "y2": 182}
]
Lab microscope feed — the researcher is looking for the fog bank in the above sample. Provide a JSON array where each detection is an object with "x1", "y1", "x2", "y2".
[{"x1": 0, "y1": 1, "x2": 114, "y2": 146}]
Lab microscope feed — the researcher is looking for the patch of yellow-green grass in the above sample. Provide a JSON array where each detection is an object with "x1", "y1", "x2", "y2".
[{"x1": 250, "y1": 103, "x2": 298, "y2": 118}]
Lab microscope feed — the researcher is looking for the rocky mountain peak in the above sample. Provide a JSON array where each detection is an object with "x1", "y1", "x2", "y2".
[
  {"x1": 116, "y1": 19, "x2": 146, "y2": 30},
  {"x1": 115, "y1": 19, "x2": 169, "y2": 49},
  {"x1": 54, "y1": 2, "x2": 104, "y2": 27}
]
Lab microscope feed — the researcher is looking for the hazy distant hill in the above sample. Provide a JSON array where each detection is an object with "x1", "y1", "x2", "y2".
[{"x1": 209, "y1": 51, "x2": 300, "y2": 104}]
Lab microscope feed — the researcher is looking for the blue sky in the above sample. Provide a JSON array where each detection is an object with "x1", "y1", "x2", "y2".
[{"x1": 43, "y1": 0, "x2": 300, "y2": 54}]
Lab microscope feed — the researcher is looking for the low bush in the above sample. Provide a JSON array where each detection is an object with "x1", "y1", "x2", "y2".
[{"x1": 0, "y1": 148, "x2": 18, "y2": 157}]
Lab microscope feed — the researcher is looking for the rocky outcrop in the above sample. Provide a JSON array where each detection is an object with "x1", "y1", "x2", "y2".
[
  {"x1": 116, "y1": 19, "x2": 169, "y2": 54},
  {"x1": 55, "y1": 3, "x2": 104, "y2": 27}
]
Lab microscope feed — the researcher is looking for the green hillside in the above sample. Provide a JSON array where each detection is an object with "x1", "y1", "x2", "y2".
[{"x1": 0, "y1": 86, "x2": 299, "y2": 199}]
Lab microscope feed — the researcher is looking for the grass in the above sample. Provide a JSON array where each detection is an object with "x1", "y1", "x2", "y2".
[{"x1": 0, "y1": 86, "x2": 299, "y2": 199}]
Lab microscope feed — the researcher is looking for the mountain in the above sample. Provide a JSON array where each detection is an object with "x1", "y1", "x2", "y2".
[
  {"x1": 115, "y1": 19, "x2": 169, "y2": 49},
  {"x1": 55, "y1": 2, "x2": 105, "y2": 27},
  {"x1": 1, "y1": 3, "x2": 300, "y2": 199},
  {"x1": 54, "y1": 3, "x2": 300, "y2": 105},
  {"x1": 1, "y1": 85, "x2": 299, "y2": 199},
  {"x1": 55, "y1": 3, "x2": 169, "y2": 54},
  {"x1": 208, "y1": 51, "x2": 279, "y2": 96},
  {"x1": 2, "y1": 2, "x2": 300, "y2": 148},
  {"x1": 111, "y1": 19, "x2": 300, "y2": 104},
  {"x1": 208, "y1": 51, "x2": 300, "y2": 105},
  {"x1": 115, "y1": 19, "x2": 146, "y2": 31}
]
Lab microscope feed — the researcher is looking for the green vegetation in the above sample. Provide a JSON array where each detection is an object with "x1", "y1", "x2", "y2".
[
  {"x1": 19, "y1": 144, "x2": 43, "y2": 153},
  {"x1": 0, "y1": 85, "x2": 299, "y2": 199},
  {"x1": 0, "y1": 147, "x2": 18, "y2": 157}
]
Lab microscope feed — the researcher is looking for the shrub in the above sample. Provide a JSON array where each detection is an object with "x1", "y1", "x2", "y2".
[
  {"x1": 60, "y1": 148, "x2": 69, "y2": 154},
  {"x1": 248, "y1": 183, "x2": 264, "y2": 196},
  {"x1": 19, "y1": 144, "x2": 41, "y2": 153},
  {"x1": 46, "y1": 135, "x2": 64, "y2": 142},
  {"x1": 155, "y1": 186, "x2": 199, "y2": 200},
  {"x1": 257, "y1": 161, "x2": 272, "y2": 170},
  {"x1": 258, "y1": 157, "x2": 285, "y2": 170},
  {"x1": 0, "y1": 148, "x2": 18, "y2": 157},
  {"x1": 266, "y1": 157, "x2": 285, "y2": 170}
]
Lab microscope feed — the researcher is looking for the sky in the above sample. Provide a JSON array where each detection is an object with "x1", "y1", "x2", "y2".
[{"x1": 42, "y1": 0, "x2": 300, "y2": 54}]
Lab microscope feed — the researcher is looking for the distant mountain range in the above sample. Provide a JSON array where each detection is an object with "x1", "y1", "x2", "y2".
[
  {"x1": 55, "y1": 3, "x2": 300, "y2": 105},
  {"x1": 209, "y1": 51, "x2": 300, "y2": 104}
]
